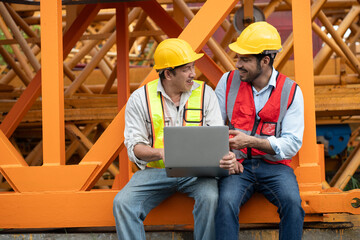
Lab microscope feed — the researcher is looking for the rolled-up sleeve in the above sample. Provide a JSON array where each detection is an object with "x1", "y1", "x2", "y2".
[
  {"x1": 267, "y1": 86, "x2": 304, "y2": 159},
  {"x1": 124, "y1": 89, "x2": 150, "y2": 170},
  {"x1": 203, "y1": 85, "x2": 225, "y2": 126},
  {"x1": 215, "y1": 73, "x2": 229, "y2": 124}
]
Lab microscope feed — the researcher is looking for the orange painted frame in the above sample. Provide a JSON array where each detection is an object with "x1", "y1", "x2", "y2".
[{"x1": 0, "y1": 0, "x2": 359, "y2": 229}]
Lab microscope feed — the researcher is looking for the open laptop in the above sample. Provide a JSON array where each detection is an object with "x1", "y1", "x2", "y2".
[{"x1": 164, "y1": 126, "x2": 230, "y2": 177}]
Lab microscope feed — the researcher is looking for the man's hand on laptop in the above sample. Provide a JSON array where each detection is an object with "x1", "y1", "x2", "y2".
[
  {"x1": 229, "y1": 130, "x2": 250, "y2": 150},
  {"x1": 219, "y1": 152, "x2": 243, "y2": 175},
  {"x1": 230, "y1": 161, "x2": 244, "y2": 175}
]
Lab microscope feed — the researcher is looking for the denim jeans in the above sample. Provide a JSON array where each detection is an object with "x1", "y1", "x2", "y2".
[
  {"x1": 215, "y1": 159, "x2": 305, "y2": 240},
  {"x1": 113, "y1": 168, "x2": 218, "y2": 240}
]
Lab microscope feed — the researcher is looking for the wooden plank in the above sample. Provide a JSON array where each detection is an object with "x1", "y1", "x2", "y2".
[
  {"x1": 2, "y1": 84, "x2": 360, "y2": 123},
  {"x1": 0, "y1": 84, "x2": 14, "y2": 92},
  {"x1": 0, "y1": 107, "x2": 117, "y2": 123},
  {"x1": 315, "y1": 85, "x2": 360, "y2": 115},
  {"x1": 0, "y1": 95, "x2": 118, "y2": 112}
]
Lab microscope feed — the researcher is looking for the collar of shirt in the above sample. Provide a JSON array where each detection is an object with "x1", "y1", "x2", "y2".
[
  {"x1": 252, "y1": 67, "x2": 278, "y2": 95},
  {"x1": 156, "y1": 79, "x2": 200, "y2": 104},
  {"x1": 252, "y1": 67, "x2": 278, "y2": 117}
]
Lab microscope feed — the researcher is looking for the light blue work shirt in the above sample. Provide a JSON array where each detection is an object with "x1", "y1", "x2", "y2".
[{"x1": 215, "y1": 67, "x2": 304, "y2": 160}]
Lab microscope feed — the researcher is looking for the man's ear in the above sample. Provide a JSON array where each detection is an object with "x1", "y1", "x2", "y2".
[
  {"x1": 262, "y1": 56, "x2": 270, "y2": 65},
  {"x1": 164, "y1": 69, "x2": 172, "y2": 80},
  {"x1": 164, "y1": 69, "x2": 174, "y2": 80}
]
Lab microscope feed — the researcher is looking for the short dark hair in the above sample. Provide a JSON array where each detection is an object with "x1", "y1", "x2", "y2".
[
  {"x1": 158, "y1": 68, "x2": 176, "y2": 80},
  {"x1": 253, "y1": 53, "x2": 276, "y2": 67},
  {"x1": 158, "y1": 63, "x2": 188, "y2": 80}
]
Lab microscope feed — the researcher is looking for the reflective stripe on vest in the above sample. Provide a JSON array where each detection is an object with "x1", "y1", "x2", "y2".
[
  {"x1": 145, "y1": 79, "x2": 205, "y2": 168},
  {"x1": 226, "y1": 70, "x2": 297, "y2": 166}
]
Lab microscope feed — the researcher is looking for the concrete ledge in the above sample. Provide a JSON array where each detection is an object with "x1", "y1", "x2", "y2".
[{"x1": 0, "y1": 227, "x2": 359, "y2": 240}]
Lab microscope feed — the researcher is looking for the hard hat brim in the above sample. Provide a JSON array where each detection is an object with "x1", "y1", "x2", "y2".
[
  {"x1": 228, "y1": 42, "x2": 262, "y2": 55},
  {"x1": 191, "y1": 52, "x2": 204, "y2": 64},
  {"x1": 153, "y1": 52, "x2": 204, "y2": 70}
]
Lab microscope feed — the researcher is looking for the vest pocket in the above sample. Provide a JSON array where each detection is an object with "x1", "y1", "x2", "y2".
[
  {"x1": 232, "y1": 105, "x2": 254, "y2": 130},
  {"x1": 260, "y1": 122, "x2": 276, "y2": 136}
]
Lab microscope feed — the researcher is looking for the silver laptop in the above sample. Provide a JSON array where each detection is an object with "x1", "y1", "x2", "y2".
[{"x1": 164, "y1": 126, "x2": 229, "y2": 177}]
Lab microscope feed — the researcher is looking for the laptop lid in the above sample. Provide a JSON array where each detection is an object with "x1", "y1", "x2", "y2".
[{"x1": 164, "y1": 126, "x2": 229, "y2": 177}]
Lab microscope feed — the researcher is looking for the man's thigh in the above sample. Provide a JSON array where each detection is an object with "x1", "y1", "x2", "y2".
[
  {"x1": 177, "y1": 177, "x2": 218, "y2": 199},
  {"x1": 218, "y1": 166, "x2": 256, "y2": 207},
  {"x1": 255, "y1": 162, "x2": 301, "y2": 206},
  {"x1": 116, "y1": 168, "x2": 177, "y2": 210}
]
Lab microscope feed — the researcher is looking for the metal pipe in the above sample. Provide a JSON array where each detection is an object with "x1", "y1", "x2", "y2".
[
  {"x1": 0, "y1": 46, "x2": 31, "y2": 85},
  {"x1": 333, "y1": 145, "x2": 360, "y2": 190},
  {"x1": 312, "y1": 22, "x2": 357, "y2": 73},
  {"x1": 66, "y1": 15, "x2": 116, "y2": 69},
  {"x1": 313, "y1": 74, "x2": 360, "y2": 85},
  {"x1": 63, "y1": 64, "x2": 93, "y2": 93},
  {"x1": 67, "y1": 7, "x2": 140, "y2": 70},
  {"x1": 0, "y1": 44, "x2": 40, "y2": 85},
  {"x1": 90, "y1": 48, "x2": 112, "y2": 79},
  {"x1": 64, "y1": 31, "x2": 116, "y2": 97},
  {"x1": 5, "y1": 3, "x2": 39, "y2": 41},
  {"x1": 0, "y1": 16, "x2": 34, "y2": 80},
  {"x1": 263, "y1": 0, "x2": 282, "y2": 19},
  {"x1": 276, "y1": 0, "x2": 328, "y2": 70},
  {"x1": 317, "y1": 10, "x2": 360, "y2": 75},
  {"x1": 314, "y1": 6, "x2": 360, "y2": 74},
  {"x1": 0, "y1": 2, "x2": 40, "y2": 71},
  {"x1": 173, "y1": 0, "x2": 235, "y2": 71}
]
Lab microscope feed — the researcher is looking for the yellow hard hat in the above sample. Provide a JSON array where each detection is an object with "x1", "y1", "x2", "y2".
[
  {"x1": 229, "y1": 21, "x2": 282, "y2": 55},
  {"x1": 153, "y1": 38, "x2": 204, "y2": 70}
]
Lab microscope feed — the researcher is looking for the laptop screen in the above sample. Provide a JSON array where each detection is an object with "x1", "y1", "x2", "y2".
[{"x1": 163, "y1": 126, "x2": 229, "y2": 177}]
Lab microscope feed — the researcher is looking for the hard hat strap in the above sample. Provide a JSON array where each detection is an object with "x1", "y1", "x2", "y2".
[{"x1": 262, "y1": 48, "x2": 282, "y2": 55}]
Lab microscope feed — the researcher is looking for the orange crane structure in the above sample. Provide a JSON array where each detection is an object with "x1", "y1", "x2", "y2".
[{"x1": 0, "y1": 0, "x2": 359, "y2": 231}]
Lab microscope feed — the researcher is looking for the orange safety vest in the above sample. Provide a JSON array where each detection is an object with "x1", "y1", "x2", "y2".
[
  {"x1": 225, "y1": 70, "x2": 297, "y2": 166},
  {"x1": 145, "y1": 79, "x2": 205, "y2": 168}
]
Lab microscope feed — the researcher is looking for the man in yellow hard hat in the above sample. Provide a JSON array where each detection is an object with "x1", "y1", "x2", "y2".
[
  {"x1": 214, "y1": 21, "x2": 305, "y2": 240},
  {"x1": 113, "y1": 38, "x2": 239, "y2": 240}
]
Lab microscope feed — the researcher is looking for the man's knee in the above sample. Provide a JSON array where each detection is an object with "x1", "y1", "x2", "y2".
[
  {"x1": 202, "y1": 188, "x2": 219, "y2": 205},
  {"x1": 218, "y1": 188, "x2": 238, "y2": 207},
  {"x1": 278, "y1": 192, "x2": 304, "y2": 217},
  {"x1": 282, "y1": 192, "x2": 302, "y2": 206},
  {"x1": 113, "y1": 190, "x2": 132, "y2": 213}
]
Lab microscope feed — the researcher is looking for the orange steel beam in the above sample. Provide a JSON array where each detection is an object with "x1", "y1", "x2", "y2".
[
  {"x1": 0, "y1": 189, "x2": 358, "y2": 228},
  {"x1": 0, "y1": 5, "x2": 101, "y2": 192},
  {"x1": 116, "y1": 2, "x2": 132, "y2": 189},
  {"x1": 0, "y1": 131, "x2": 27, "y2": 168},
  {"x1": 0, "y1": 4, "x2": 101, "y2": 139},
  {"x1": 0, "y1": 71, "x2": 41, "y2": 138},
  {"x1": 292, "y1": 0, "x2": 322, "y2": 192},
  {"x1": 0, "y1": 143, "x2": 359, "y2": 227},
  {"x1": 243, "y1": 0, "x2": 254, "y2": 26},
  {"x1": 136, "y1": 0, "x2": 227, "y2": 85},
  {"x1": 0, "y1": 0, "x2": 359, "y2": 229},
  {"x1": 40, "y1": 0, "x2": 65, "y2": 165}
]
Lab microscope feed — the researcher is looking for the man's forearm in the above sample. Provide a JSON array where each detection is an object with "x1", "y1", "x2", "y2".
[
  {"x1": 133, "y1": 143, "x2": 164, "y2": 162},
  {"x1": 247, "y1": 136, "x2": 276, "y2": 155}
]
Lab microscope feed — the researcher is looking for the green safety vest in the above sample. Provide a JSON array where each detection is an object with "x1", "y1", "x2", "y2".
[{"x1": 144, "y1": 79, "x2": 205, "y2": 168}]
